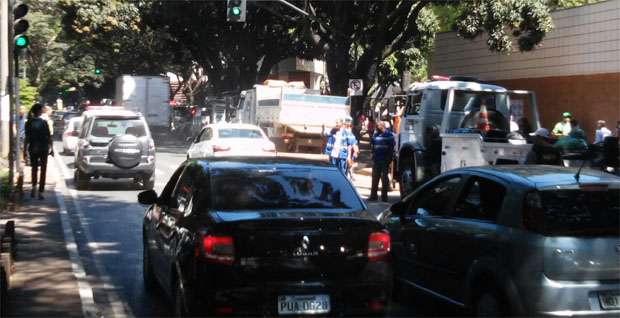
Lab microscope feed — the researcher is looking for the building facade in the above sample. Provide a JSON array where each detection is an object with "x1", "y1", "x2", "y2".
[{"x1": 430, "y1": 0, "x2": 620, "y2": 141}]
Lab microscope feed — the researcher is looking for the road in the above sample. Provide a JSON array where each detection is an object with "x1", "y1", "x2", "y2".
[{"x1": 51, "y1": 132, "x2": 461, "y2": 317}]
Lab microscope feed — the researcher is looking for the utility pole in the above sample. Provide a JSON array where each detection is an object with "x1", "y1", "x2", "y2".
[{"x1": 0, "y1": 0, "x2": 10, "y2": 158}]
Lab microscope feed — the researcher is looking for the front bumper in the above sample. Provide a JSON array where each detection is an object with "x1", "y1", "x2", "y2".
[{"x1": 76, "y1": 154, "x2": 155, "y2": 178}]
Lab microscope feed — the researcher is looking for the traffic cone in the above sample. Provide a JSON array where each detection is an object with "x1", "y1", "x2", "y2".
[{"x1": 477, "y1": 104, "x2": 490, "y2": 133}]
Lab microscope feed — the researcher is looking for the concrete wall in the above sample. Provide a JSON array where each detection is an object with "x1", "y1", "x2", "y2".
[{"x1": 429, "y1": 0, "x2": 620, "y2": 141}]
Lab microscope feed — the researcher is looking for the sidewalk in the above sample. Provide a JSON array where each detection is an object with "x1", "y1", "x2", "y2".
[{"x1": 1, "y1": 160, "x2": 83, "y2": 317}]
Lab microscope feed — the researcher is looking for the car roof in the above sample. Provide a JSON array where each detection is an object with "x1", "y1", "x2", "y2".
[
  {"x1": 455, "y1": 165, "x2": 620, "y2": 189},
  {"x1": 408, "y1": 80, "x2": 507, "y2": 92},
  {"x1": 68, "y1": 116, "x2": 83, "y2": 123},
  {"x1": 193, "y1": 156, "x2": 334, "y2": 170},
  {"x1": 82, "y1": 109, "x2": 142, "y2": 118}
]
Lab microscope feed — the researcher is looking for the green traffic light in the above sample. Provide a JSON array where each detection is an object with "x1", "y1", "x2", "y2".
[
  {"x1": 15, "y1": 35, "x2": 28, "y2": 48},
  {"x1": 95, "y1": 68, "x2": 102, "y2": 75},
  {"x1": 231, "y1": 6, "x2": 241, "y2": 16}
]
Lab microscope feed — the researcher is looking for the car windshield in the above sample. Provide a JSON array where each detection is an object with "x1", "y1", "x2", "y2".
[
  {"x1": 91, "y1": 117, "x2": 146, "y2": 137},
  {"x1": 209, "y1": 168, "x2": 363, "y2": 211},
  {"x1": 525, "y1": 189, "x2": 620, "y2": 236},
  {"x1": 218, "y1": 128, "x2": 263, "y2": 139}
]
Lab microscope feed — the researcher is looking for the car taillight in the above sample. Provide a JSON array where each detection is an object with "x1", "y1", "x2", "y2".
[
  {"x1": 213, "y1": 145, "x2": 231, "y2": 152},
  {"x1": 368, "y1": 231, "x2": 390, "y2": 262},
  {"x1": 200, "y1": 235, "x2": 235, "y2": 265},
  {"x1": 148, "y1": 139, "x2": 155, "y2": 151},
  {"x1": 65, "y1": 131, "x2": 79, "y2": 137}
]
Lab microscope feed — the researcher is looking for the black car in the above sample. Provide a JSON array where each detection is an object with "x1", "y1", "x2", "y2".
[{"x1": 139, "y1": 157, "x2": 393, "y2": 316}]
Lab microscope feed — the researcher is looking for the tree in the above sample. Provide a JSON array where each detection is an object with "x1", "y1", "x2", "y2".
[
  {"x1": 302, "y1": 0, "x2": 553, "y2": 97},
  {"x1": 144, "y1": 1, "x2": 314, "y2": 92}
]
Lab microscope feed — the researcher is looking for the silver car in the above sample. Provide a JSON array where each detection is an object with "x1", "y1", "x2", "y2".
[
  {"x1": 383, "y1": 165, "x2": 620, "y2": 317},
  {"x1": 74, "y1": 109, "x2": 156, "y2": 190}
]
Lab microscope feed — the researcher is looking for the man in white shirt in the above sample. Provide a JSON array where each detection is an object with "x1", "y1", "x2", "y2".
[{"x1": 594, "y1": 120, "x2": 612, "y2": 144}]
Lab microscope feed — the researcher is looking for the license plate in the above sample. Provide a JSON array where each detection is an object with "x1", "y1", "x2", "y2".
[
  {"x1": 599, "y1": 292, "x2": 620, "y2": 310},
  {"x1": 277, "y1": 294, "x2": 330, "y2": 315}
]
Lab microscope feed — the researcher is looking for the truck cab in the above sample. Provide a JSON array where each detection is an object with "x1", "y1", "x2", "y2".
[{"x1": 396, "y1": 77, "x2": 540, "y2": 197}]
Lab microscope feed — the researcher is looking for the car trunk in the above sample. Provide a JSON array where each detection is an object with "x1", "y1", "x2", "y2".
[
  {"x1": 215, "y1": 138, "x2": 273, "y2": 155},
  {"x1": 217, "y1": 215, "x2": 381, "y2": 282},
  {"x1": 526, "y1": 187, "x2": 620, "y2": 281}
]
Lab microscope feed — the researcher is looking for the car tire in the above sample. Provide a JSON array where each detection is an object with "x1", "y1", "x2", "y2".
[
  {"x1": 143, "y1": 174, "x2": 155, "y2": 190},
  {"x1": 142, "y1": 243, "x2": 157, "y2": 292},
  {"x1": 475, "y1": 290, "x2": 506, "y2": 317},
  {"x1": 74, "y1": 169, "x2": 89, "y2": 190}
]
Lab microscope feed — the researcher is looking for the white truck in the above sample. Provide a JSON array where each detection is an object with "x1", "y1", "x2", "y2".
[
  {"x1": 238, "y1": 81, "x2": 350, "y2": 152},
  {"x1": 115, "y1": 75, "x2": 171, "y2": 131},
  {"x1": 395, "y1": 77, "x2": 540, "y2": 197}
]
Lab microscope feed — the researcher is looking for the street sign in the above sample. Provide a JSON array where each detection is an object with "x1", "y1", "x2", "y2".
[{"x1": 348, "y1": 79, "x2": 363, "y2": 96}]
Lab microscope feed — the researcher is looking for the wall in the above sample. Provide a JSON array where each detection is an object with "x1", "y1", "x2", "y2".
[
  {"x1": 428, "y1": 0, "x2": 620, "y2": 141},
  {"x1": 494, "y1": 73, "x2": 619, "y2": 142}
]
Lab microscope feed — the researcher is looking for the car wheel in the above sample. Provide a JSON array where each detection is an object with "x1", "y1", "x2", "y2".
[
  {"x1": 475, "y1": 290, "x2": 506, "y2": 317},
  {"x1": 74, "y1": 169, "x2": 89, "y2": 190},
  {"x1": 142, "y1": 243, "x2": 157, "y2": 292}
]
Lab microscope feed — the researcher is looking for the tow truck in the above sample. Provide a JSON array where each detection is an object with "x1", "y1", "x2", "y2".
[{"x1": 395, "y1": 76, "x2": 540, "y2": 197}]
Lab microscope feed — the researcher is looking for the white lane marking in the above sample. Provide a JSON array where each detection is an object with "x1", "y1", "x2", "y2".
[
  {"x1": 53, "y1": 149, "x2": 132, "y2": 318},
  {"x1": 53, "y1": 178, "x2": 99, "y2": 318}
]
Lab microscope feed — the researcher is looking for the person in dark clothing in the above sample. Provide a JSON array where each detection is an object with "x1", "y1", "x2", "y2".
[
  {"x1": 369, "y1": 121, "x2": 395, "y2": 202},
  {"x1": 24, "y1": 103, "x2": 53, "y2": 199},
  {"x1": 525, "y1": 128, "x2": 562, "y2": 165}
]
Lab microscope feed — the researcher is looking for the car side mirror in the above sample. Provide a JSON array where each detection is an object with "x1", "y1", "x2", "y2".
[{"x1": 138, "y1": 190, "x2": 158, "y2": 205}]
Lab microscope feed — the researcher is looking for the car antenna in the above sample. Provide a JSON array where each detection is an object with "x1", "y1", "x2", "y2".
[{"x1": 573, "y1": 150, "x2": 590, "y2": 183}]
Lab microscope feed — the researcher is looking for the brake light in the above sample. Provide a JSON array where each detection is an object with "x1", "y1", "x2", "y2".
[
  {"x1": 148, "y1": 138, "x2": 155, "y2": 151},
  {"x1": 368, "y1": 231, "x2": 390, "y2": 261},
  {"x1": 200, "y1": 235, "x2": 235, "y2": 265},
  {"x1": 65, "y1": 131, "x2": 78, "y2": 137},
  {"x1": 213, "y1": 145, "x2": 231, "y2": 152}
]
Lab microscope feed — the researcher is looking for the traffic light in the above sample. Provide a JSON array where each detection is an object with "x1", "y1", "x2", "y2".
[
  {"x1": 13, "y1": 2, "x2": 29, "y2": 49},
  {"x1": 226, "y1": 0, "x2": 246, "y2": 22},
  {"x1": 94, "y1": 68, "x2": 102, "y2": 75}
]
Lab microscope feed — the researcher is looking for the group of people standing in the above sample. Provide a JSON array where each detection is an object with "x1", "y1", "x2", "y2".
[{"x1": 323, "y1": 115, "x2": 395, "y2": 202}]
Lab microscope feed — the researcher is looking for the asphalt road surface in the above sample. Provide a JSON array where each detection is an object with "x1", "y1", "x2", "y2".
[{"x1": 51, "y1": 132, "x2": 462, "y2": 317}]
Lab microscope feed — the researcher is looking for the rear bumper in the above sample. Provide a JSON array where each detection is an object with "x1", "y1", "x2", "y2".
[
  {"x1": 76, "y1": 155, "x2": 155, "y2": 177},
  {"x1": 523, "y1": 275, "x2": 620, "y2": 317},
  {"x1": 193, "y1": 263, "x2": 393, "y2": 316}
]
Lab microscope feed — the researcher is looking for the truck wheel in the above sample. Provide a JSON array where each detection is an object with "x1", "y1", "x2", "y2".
[
  {"x1": 399, "y1": 157, "x2": 417, "y2": 198},
  {"x1": 74, "y1": 169, "x2": 89, "y2": 190}
]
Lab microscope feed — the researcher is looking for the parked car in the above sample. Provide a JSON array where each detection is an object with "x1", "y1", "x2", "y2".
[
  {"x1": 62, "y1": 116, "x2": 83, "y2": 154},
  {"x1": 74, "y1": 108, "x2": 156, "y2": 190},
  {"x1": 139, "y1": 157, "x2": 393, "y2": 316},
  {"x1": 381, "y1": 165, "x2": 620, "y2": 317},
  {"x1": 186, "y1": 123, "x2": 276, "y2": 159}
]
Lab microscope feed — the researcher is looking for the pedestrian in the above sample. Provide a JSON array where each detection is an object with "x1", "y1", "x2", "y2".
[
  {"x1": 551, "y1": 112, "x2": 572, "y2": 137},
  {"x1": 24, "y1": 103, "x2": 54, "y2": 199},
  {"x1": 594, "y1": 120, "x2": 612, "y2": 144},
  {"x1": 343, "y1": 117, "x2": 358, "y2": 181},
  {"x1": 369, "y1": 121, "x2": 395, "y2": 202},
  {"x1": 322, "y1": 119, "x2": 342, "y2": 165},
  {"x1": 330, "y1": 117, "x2": 355, "y2": 175},
  {"x1": 525, "y1": 128, "x2": 562, "y2": 165}
]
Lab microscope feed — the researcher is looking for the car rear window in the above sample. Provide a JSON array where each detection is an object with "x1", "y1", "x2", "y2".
[
  {"x1": 91, "y1": 118, "x2": 146, "y2": 137},
  {"x1": 524, "y1": 189, "x2": 620, "y2": 236},
  {"x1": 218, "y1": 128, "x2": 263, "y2": 139},
  {"x1": 209, "y1": 168, "x2": 363, "y2": 211}
]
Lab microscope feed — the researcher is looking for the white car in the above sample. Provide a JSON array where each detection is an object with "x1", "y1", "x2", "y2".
[
  {"x1": 62, "y1": 116, "x2": 83, "y2": 154},
  {"x1": 187, "y1": 123, "x2": 276, "y2": 159}
]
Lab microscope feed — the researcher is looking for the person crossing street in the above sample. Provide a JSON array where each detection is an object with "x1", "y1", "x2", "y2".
[{"x1": 369, "y1": 121, "x2": 395, "y2": 202}]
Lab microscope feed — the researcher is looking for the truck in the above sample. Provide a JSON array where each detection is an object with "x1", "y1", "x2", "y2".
[
  {"x1": 395, "y1": 76, "x2": 540, "y2": 197},
  {"x1": 115, "y1": 75, "x2": 171, "y2": 131},
  {"x1": 238, "y1": 81, "x2": 350, "y2": 152}
]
